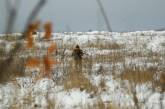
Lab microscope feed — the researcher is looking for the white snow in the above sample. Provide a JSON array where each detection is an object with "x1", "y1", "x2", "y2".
[{"x1": 55, "y1": 89, "x2": 95, "y2": 109}]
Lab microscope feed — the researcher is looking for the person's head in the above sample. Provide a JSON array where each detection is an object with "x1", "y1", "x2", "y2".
[{"x1": 75, "y1": 45, "x2": 79, "y2": 49}]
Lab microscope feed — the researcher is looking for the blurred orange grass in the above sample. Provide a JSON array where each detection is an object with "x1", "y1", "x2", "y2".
[
  {"x1": 47, "y1": 42, "x2": 57, "y2": 55},
  {"x1": 44, "y1": 22, "x2": 52, "y2": 39},
  {"x1": 25, "y1": 21, "x2": 58, "y2": 78},
  {"x1": 43, "y1": 56, "x2": 57, "y2": 75},
  {"x1": 26, "y1": 58, "x2": 40, "y2": 67},
  {"x1": 26, "y1": 21, "x2": 40, "y2": 48}
]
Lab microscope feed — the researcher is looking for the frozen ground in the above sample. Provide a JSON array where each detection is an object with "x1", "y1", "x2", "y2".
[{"x1": 0, "y1": 30, "x2": 165, "y2": 109}]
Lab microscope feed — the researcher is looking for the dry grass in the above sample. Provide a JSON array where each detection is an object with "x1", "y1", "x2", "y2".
[
  {"x1": 92, "y1": 98, "x2": 106, "y2": 109},
  {"x1": 118, "y1": 49, "x2": 164, "y2": 92},
  {"x1": 99, "y1": 78, "x2": 106, "y2": 90},
  {"x1": 0, "y1": 57, "x2": 25, "y2": 83},
  {"x1": 63, "y1": 71, "x2": 98, "y2": 93},
  {"x1": 92, "y1": 51, "x2": 125, "y2": 63},
  {"x1": 120, "y1": 67, "x2": 156, "y2": 84},
  {"x1": 85, "y1": 99, "x2": 120, "y2": 109},
  {"x1": 58, "y1": 59, "x2": 97, "y2": 93},
  {"x1": 126, "y1": 51, "x2": 144, "y2": 58},
  {"x1": 47, "y1": 98, "x2": 56, "y2": 109},
  {"x1": 88, "y1": 42, "x2": 123, "y2": 50},
  {"x1": 2, "y1": 35, "x2": 21, "y2": 41}
]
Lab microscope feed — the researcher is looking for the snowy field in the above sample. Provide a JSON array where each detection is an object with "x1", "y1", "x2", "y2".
[{"x1": 0, "y1": 30, "x2": 165, "y2": 109}]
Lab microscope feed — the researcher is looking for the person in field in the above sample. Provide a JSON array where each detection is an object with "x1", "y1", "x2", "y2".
[{"x1": 72, "y1": 45, "x2": 84, "y2": 73}]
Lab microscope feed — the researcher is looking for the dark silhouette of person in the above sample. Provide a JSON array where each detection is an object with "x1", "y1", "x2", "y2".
[{"x1": 72, "y1": 45, "x2": 84, "y2": 73}]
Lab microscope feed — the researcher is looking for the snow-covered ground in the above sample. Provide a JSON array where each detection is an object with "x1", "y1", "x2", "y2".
[{"x1": 0, "y1": 30, "x2": 165, "y2": 109}]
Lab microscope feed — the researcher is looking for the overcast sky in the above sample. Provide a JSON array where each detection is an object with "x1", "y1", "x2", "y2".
[{"x1": 0, "y1": 0, "x2": 165, "y2": 33}]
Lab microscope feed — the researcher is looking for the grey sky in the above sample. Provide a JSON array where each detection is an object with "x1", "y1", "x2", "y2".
[{"x1": 0, "y1": 0, "x2": 165, "y2": 33}]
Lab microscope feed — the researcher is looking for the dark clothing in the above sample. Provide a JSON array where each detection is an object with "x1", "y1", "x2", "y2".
[
  {"x1": 72, "y1": 47, "x2": 84, "y2": 73},
  {"x1": 72, "y1": 48, "x2": 83, "y2": 60}
]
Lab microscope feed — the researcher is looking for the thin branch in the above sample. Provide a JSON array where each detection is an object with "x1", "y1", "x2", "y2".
[
  {"x1": 5, "y1": 0, "x2": 21, "y2": 34},
  {"x1": 23, "y1": 0, "x2": 47, "y2": 34},
  {"x1": 96, "y1": 0, "x2": 112, "y2": 32}
]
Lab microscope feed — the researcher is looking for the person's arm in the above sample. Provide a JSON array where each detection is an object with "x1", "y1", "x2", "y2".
[{"x1": 80, "y1": 50, "x2": 84, "y2": 56}]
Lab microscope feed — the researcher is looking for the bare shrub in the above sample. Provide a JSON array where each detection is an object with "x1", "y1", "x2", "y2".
[{"x1": 0, "y1": 57, "x2": 25, "y2": 83}]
